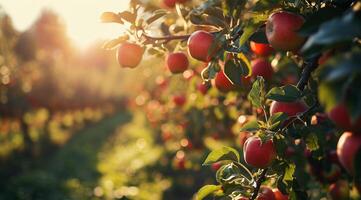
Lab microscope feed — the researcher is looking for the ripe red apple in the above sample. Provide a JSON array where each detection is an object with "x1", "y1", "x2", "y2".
[
  {"x1": 327, "y1": 103, "x2": 361, "y2": 132},
  {"x1": 197, "y1": 82, "x2": 210, "y2": 95},
  {"x1": 211, "y1": 162, "x2": 222, "y2": 171},
  {"x1": 272, "y1": 189, "x2": 288, "y2": 200},
  {"x1": 166, "y1": 52, "x2": 189, "y2": 74},
  {"x1": 243, "y1": 136, "x2": 276, "y2": 168},
  {"x1": 188, "y1": 31, "x2": 215, "y2": 62},
  {"x1": 329, "y1": 180, "x2": 350, "y2": 200},
  {"x1": 266, "y1": 11, "x2": 306, "y2": 51},
  {"x1": 117, "y1": 42, "x2": 144, "y2": 68},
  {"x1": 270, "y1": 101, "x2": 308, "y2": 117},
  {"x1": 337, "y1": 131, "x2": 361, "y2": 175},
  {"x1": 238, "y1": 197, "x2": 249, "y2": 200},
  {"x1": 251, "y1": 58, "x2": 274, "y2": 80},
  {"x1": 163, "y1": 0, "x2": 176, "y2": 8},
  {"x1": 257, "y1": 186, "x2": 276, "y2": 200},
  {"x1": 250, "y1": 41, "x2": 274, "y2": 57},
  {"x1": 173, "y1": 95, "x2": 186, "y2": 106},
  {"x1": 215, "y1": 70, "x2": 236, "y2": 93}
]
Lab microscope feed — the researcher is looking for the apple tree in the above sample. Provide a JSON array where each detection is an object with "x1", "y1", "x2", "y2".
[{"x1": 101, "y1": 0, "x2": 361, "y2": 199}]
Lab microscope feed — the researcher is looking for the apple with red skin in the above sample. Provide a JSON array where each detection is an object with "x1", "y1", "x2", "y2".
[
  {"x1": 328, "y1": 103, "x2": 361, "y2": 132},
  {"x1": 272, "y1": 189, "x2": 288, "y2": 200},
  {"x1": 166, "y1": 52, "x2": 189, "y2": 74},
  {"x1": 197, "y1": 82, "x2": 210, "y2": 94},
  {"x1": 215, "y1": 70, "x2": 236, "y2": 93},
  {"x1": 251, "y1": 58, "x2": 274, "y2": 80},
  {"x1": 270, "y1": 101, "x2": 308, "y2": 117},
  {"x1": 266, "y1": 11, "x2": 306, "y2": 51},
  {"x1": 250, "y1": 41, "x2": 274, "y2": 57},
  {"x1": 163, "y1": 0, "x2": 176, "y2": 8},
  {"x1": 257, "y1": 186, "x2": 276, "y2": 200},
  {"x1": 211, "y1": 162, "x2": 222, "y2": 171},
  {"x1": 243, "y1": 136, "x2": 276, "y2": 168},
  {"x1": 173, "y1": 95, "x2": 186, "y2": 106},
  {"x1": 329, "y1": 180, "x2": 349, "y2": 200},
  {"x1": 188, "y1": 31, "x2": 215, "y2": 62},
  {"x1": 174, "y1": 156, "x2": 186, "y2": 170},
  {"x1": 117, "y1": 42, "x2": 144, "y2": 68},
  {"x1": 238, "y1": 197, "x2": 249, "y2": 200},
  {"x1": 337, "y1": 131, "x2": 361, "y2": 175}
]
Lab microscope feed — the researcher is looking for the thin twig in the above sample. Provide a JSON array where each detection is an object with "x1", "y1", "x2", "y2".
[{"x1": 250, "y1": 168, "x2": 268, "y2": 200}]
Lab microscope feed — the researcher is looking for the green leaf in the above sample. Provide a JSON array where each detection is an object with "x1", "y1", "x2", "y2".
[
  {"x1": 146, "y1": 11, "x2": 167, "y2": 25},
  {"x1": 301, "y1": 11, "x2": 361, "y2": 56},
  {"x1": 102, "y1": 36, "x2": 129, "y2": 50},
  {"x1": 119, "y1": 11, "x2": 137, "y2": 24},
  {"x1": 248, "y1": 76, "x2": 265, "y2": 108},
  {"x1": 268, "y1": 112, "x2": 288, "y2": 130},
  {"x1": 196, "y1": 185, "x2": 222, "y2": 200},
  {"x1": 240, "y1": 120, "x2": 259, "y2": 132},
  {"x1": 266, "y1": 85, "x2": 302, "y2": 102},
  {"x1": 305, "y1": 133, "x2": 319, "y2": 151},
  {"x1": 283, "y1": 163, "x2": 296, "y2": 183},
  {"x1": 299, "y1": 7, "x2": 344, "y2": 36},
  {"x1": 203, "y1": 146, "x2": 240, "y2": 165},
  {"x1": 100, "y1": 12, "x2": 124, "y2": 24},
  {"x1": 216, "y1": 163, "x2": 253, "y2": 186},
  {"x1": 224, "y1": 57, "x2": 250, "y2": 85}
]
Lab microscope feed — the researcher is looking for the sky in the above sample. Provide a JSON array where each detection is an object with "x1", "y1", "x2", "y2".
[{"x1": 0, "y1": 0, "x2": 130, "y2": 48}]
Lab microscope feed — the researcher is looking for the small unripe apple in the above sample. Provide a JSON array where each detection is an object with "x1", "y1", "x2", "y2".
[
  {"x1": 327, "y1": 103, "x2": 361, "y2": 132},
  {"x1": 163, "y1": 0, "x2": 176, "y2": 8},
  {"x1": 257, "y1": 186, "x2": 276, "y2": 200},
  {"x1": 337, "y1": 131, "x2": 361, "y2": 175},
  {"x1": 272, "y1": 189, "x2": 288, "y2": 200},
  {"x1": 250, "y1": 41, "x2": 274, "y2": 57},
  {"x1": 266, "y1": 11, "x2": 306, "y2": 51},
  {"x1": 251, "y1": 58, "x2": 274, "y2": 80},
  {"x1": 329, "y1": 180, "x2": 350, "y2": 200},
  {"x1": 188, "y1": 31, "x2": 215, "y2": 62},
  {"x1": 117, "y1": 42, "x2": 144, "y2": 68},
  {"x1": 270, "y1": 101, "x2": 308, "y2": 117},
  {"x1": 166, "y1": 52, "x2": 189, "y2": 74},
  {"x1": 173, "y1": 95, "x2": 186, "y2": 106},
  {"x1": 215, "y1": 70, "x2": 236, "y2": 93},
  {"x1": 244, "y1": 136, "x2": 276, "y2": 168}
]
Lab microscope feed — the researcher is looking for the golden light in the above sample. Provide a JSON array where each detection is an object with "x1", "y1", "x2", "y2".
[{"x1": 1, "y1": 0, "x2": 130, "y2": 48}]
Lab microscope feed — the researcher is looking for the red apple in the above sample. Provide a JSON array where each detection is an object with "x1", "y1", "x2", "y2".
[
  {"x1": 329, "y1": 180, "x2": 350, "y2": 200},
  {"x1": 272, "y1": 189, "x2": 288, "y2": 200},
  {"x1": 211, "y1": 162, "x2": 222, "y2": 171},
  {"x1": 337, "y1": 131, "x2": 361, "y2": 175},
  {"x1": 166, "y1": 52, "x2": 189, "y2": 74},
  {"x1": 197, "y1": 82, "x2": 210, "y2": 95},
  {"x1": 117, "y1": 42, "x2": 144, "y2": 68},
  {"x1": 251, "y1": 58, "x2": 274, "y2": 80},
  {"x1": 328, "y1": 103, "x2": 361, "y2": 132},
  {"x1": 270, "y1": 101, "x2": 308, "y2": 117},
  {"x1": 173, "y1": 95, "x2": 186, "y2": 106},
  {"x1": 163, "y1": 0, "x2": 176, "y2": 8},
  {"x1": 215, "y1": 70, "x2": 236, "y2": 93},
  {"x1": 257, "y1": 186, "x2": 276, "y2": 200},
  {"x1": 266, "y1": 11, "x2": 306, "y2": 51},
  {"x1": 244, "y1": 136, "x2": 276, "y2": 168},
  {"x1": 250, "y1": 41, "x2": 274, "y2": 57},
  {"x1": 188, "y1": 31, "x2": 215, "y2": 62}
]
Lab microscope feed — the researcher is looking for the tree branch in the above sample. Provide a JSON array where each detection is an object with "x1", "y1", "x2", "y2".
[
  {"x1": 296, "y1": 55, "x2": 321, "y2": 90},
  {"x1": 141, "y1": 31, "x2": 219, "y2": 44},
  {"x1": 249, "y1": 54, "x2": 321, "y2": 200},
  {"x1": 250, "y1": 168, "x2": 268, "y2": 200}
]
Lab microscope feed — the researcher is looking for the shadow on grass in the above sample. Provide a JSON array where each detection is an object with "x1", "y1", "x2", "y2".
[{"x1": 0, "y1": 111, "x2": 132, "y2": 200}]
